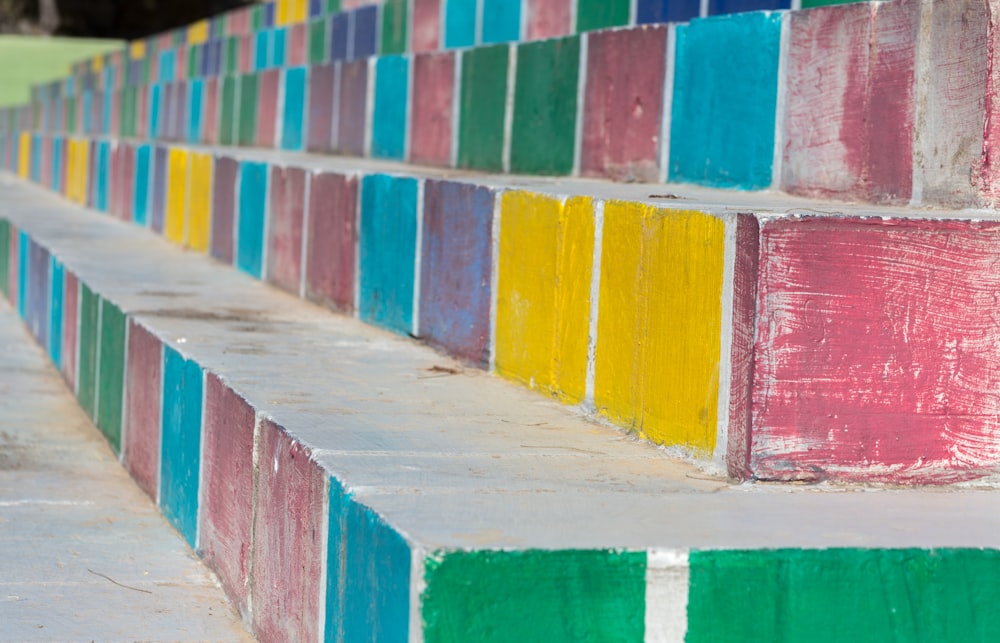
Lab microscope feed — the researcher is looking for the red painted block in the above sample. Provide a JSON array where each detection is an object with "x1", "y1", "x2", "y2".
[
  {"x1": 581, "y1": 25, "x2": 667, "y2": 182},
  {"x1": 753, "y1": 217, "x2": 1000, "y2": 484},
  {"x1": 267, "y1": 165, "x2": 307, "y2": 294},
  {"x1": 200, "y1": 373, "x2": 255, "y2": 616},
  {"x1": 123, "y1": 320, "x2": 162, "y2": 501},
  {"x1": 121, "y1": 144, "x2": 135, "y2": 222},
  {"x1": 337, "y1": 59, "x2": 368, "y2": 156},
  {"x1": 239, "y1": 34, "x2": 254, "y2": 74},
  {"x1": 40, "y1": 135, "x2": 52, "y2": 188},
  {"x1": 411, "y1": 51, "x2": 454, "y2": 166},
  {"x1": 137, "y1": 86, "x2": 149, "y2": 139},
  {"x1": 307, "y1": 63, "x2": 335, "y2": 153},
  {"x1": 726, "y1": 214, "x2": 759, "y2": 481},
  {"x1": 110, "y1": 91, "x2": 121, "y2": 136},
  {"x1": 251, "y1": 419, "x2": 325, "y2": 643},
  {"x1": 211, "y1": 155, "x2": 240, "y2": 264},
  {"x1": 108, "y1": 143, "x2": 121, "y2": 218},
  {"x1": 305, "y1": 171, "x2": 357, "y2": 312},
  {"x1": 257, "y1": 68, "x2": 280, "y2": 148},
  {"x1": 176, "y1": 47, "x2": 187, "y2": 84},
  {"x1": 412, "y1": 0, "x2": 441, "y2": 52},
  {"x1": 526, "y1": 0, "x2": 571, "y2": 40},
  {"x1": 203, "y1": 77, "x2": 219, "y2": 144},
  {"x1": 229, "y1": 6, "x2": 250, "y2": 36},
  {"x1": 288, "y1": 22, "x2": 308, "y2": 66},
  {"x1": 61, "y1": 270, "x2": 78, "y2": 389}
]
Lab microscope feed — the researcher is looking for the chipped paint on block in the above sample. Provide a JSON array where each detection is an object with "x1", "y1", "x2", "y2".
[
  {"x1": 412, "y1": 0, "x2": 441, "y2": 52},
  {"x1": 96, "y1": 298, "x2": 126, "y2": 453},
  {"x1": 164, "y1": 147, "x2": 189, "y2": 245},
  {"x1": 306, "y1": 171, "x2": 357, "y2": 312},
  {"x1": 496, "y1": 191, "x2": 593, "y2": 404},
  {"x1": 187, "y1": 151, "x2": 213, "y2": 253},
  {"x1": 753, "y1": 217, "x2": 1000, "y2": 484},
  {"x1": 123, "y1": 319, "x2": 161, "y2": 501},
  {"x1": 160, "y1": 345, "x2": 203, "y2": 548},
  {"x1": 726, "y1": 214, "x2": 760, "y2": 480},
  {"x1": 594, "y1": 203, "x2": 725, "y2": 453},
  {"x1": 266, "y1": 164, "x2": 307, "y2": 294}
]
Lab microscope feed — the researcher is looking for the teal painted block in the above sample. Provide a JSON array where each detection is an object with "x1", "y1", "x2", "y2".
[
  {"x1": 482, "y1": 0, "x2": 520, "y2": 43},
  {"x1": 48, "y1": 258, "x2": 63, "y2": 368},
  {"x1": 445, "y1": 0, "x2": 476, "y2": 48},
  {"x1": 272, "y1": 27, "x2": 287, "y2": 68},
  {"x1": 280, "y1": 67, "x2": 307, "y2": 151},
  {"x1": 372, "y1": 55, "x2": 408, "y2": 160},
  {"x1": 160, "y1": 345, "x2": 203, "y2": 549},
  {"x1": 0, "y1": 219, "x2": 9, "y2": 299},
  {"x1": 237, "y1": 161, "x2": 268, "y2": 279},
  {"x1": 255, "y1": 30, "x2": 270, "y2": 70},
  {"x1": 95, "y1": 141, "x2": 110, "y2": 212},
  {"x1": 17, "y1": 231, "x2": 27, "y2": 320},
  {"x1": 187, "y1": 78, "x2": 204, "y2": 143},
  {"x1": 134, "y1": 144, "x2": 152, "y2": 226},
  {"x1": 669, "y1": 11, "x2": 782, "y2": 189}
]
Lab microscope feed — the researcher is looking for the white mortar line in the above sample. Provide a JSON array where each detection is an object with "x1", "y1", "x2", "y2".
[
  {"x1": 584, "y1": 199, "x2": 604, "y2": 410},
  {"x1": 233, "y1": 161, "x2": 242, "y2": 267},
  {"x1": 487, "y1": 190, "x2": 502, "y2": 373},
  {"x1": 246, "y1": 410, "x2": 264, "y2": 621},
  {"x1": 502, "y1": 44, "x2": 516, "y2": 174},
  {"x1": 406, "y1": 0, "x2": 415, "y2": 51},
  {"x1": 699, "y1": 0, "x2": 708, "y2": 18},
  {"x1": 518, "y1": 0, "x2": 528, "y2": 40},
  {"x1": 475, "y1": 0, "x2": 485, "y2": 45},
  {"x1": 375, "y1": 3, "x2": 383, "y2": 54},
  {"x1": 791, "y1": 0, "x2": 802, "y2": 9},
  {"x1": 713, "y1": 213, "x2": 738, "y2": 468},
  {"x1": 331, "y1": 61, "x2": 342, "y2": 150},
  {"x1": 408, "y1": 543, "x2": 426, "y2": 643},
  {"x1": 644, "y1": 549, "x2": 690, "y2": 643},
  {"x1": 658, "y1": 24, "x2": 677, "y2": 185},
  {"x1": 629, "y1": 0, "x2": 638, "y2": 26},
  {"x1": 275, "y1": 69, "x2": 287, "y2": 149},
  {"x1": 183, "y1": 149, "x2": 192, "y2": 246},
  {"x1": 347, "y1": 9, "x2": 357, "y2": 61},
  {"x1": 450, "y1": 51, "x2": 462, "y2": 167},
  {"x1": 572, "y1": 32, "x2": 588, "y2": 177},
  {"x1": 569, "y1": 0, "x2": 578, "y2": 33},
  {"x1": 364, "y1": 57, "x2": 376, "y2": 158},
  {"x1": 412, "y1": 179, "x2": 424, "y2": 337},
  {"x1": 404, "y1": 53, "x2": 414, "y2": 162},
  {"x1": 299, "y1": 170, "x2": 312, "y2": 299},
  {"x1": 770, "y1": 11, "x2": 790, "y2": 191}
]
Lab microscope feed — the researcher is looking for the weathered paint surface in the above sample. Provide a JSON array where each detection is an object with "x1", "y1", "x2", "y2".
[
  {"x1": 726, "y1": 214, "x2": 760, "y2": 480},
  {"x1": 257, "y1": 68, "x2": 280, "y2": 148},
  {"x1": 187, "y1": 151, "x2": 213, "y2": 253},
  {"x1": 582, "y1": 25, "x2": 667, "y2": 182},
  {"x1": 381, "y1": 0, "x2": 408, "y2": 55},
  {"x1": 306, "y1": 171, "x2": 357, "y2": 312},
  {"x1": 670, "y1": 11, "x2": 781, "y2": 189},
  {"x1": 458, "y1": 44, "x2": 508, "y2": 172},
  {"x1": 337, "y1": 59, "x2": 368, "y2": 156},
  {"x1": 359, "y1": 174, "x2": 417, "y2": 335},
  {"x1": 251, "y1": 419, "x2": 325, "y2": 643},
  {"x1": 754, "y1": 218, "x2": 1000, "y2": 483},
  {"x1": 482, "y1": 0, "x2": 521, "y2": 44},
  {"x1": 444, "y1": 0, "x2": 475, "y2": 48},
  {"x1": 576, "y1": 0, "x2": 629, "y2": 32},
  {"x1": 411, "y1": 0, "x2": 441, "y2": 52},
  {"x1": 595, "y1": 203, "x2": 724, "y2": 453},
  {"x1": 211, "y1": 155, "x2": 239, "y2": 264},
  {"x1": 123, "y1": 319, "x2": 161, "y2": 501},
  {"x1": 411, "y1": 52, "x2": 454, "y2": 166},
  {"x1": 510, "y1": 36, "x2": 579, "y2": 176},
  {"x1": 525, "y1": 0, "x2": 570, "y2": 40},
  {"x1": 160, "y1": 344, "x2": 203, "y2": 549},
  {"x1": 200, "y1": 373, "x2": 255, "y2": 616},
  {"x1": 280, "y1": 66, "x2": 307, "y2": 151},
  {"x1": 48, "y1": 258, "x2": 62, "y2": 367},
  {"x1": 266, "y1": 165, "x2": 306, "y2": 294},
  {"x1": 422, "y1": 550, "x2": 646, "y2": 643},
  {"x1": 96, "y1": 299, "x2": 126, "y2": 453},
  {"x1": 306, "y1": 63, "x2": 335, "y2": 153},
  {"x1": 76, "y1": 283, "x2": 99, "y2": 420},
  {"x1": 372, "y1": 55, "x2": 409, "y2": 160},
  {"x1": 687, "y1": 549, "x2": 1000, "y2": 642},
  {"x1": 61, "y1": 270, "x2": 78, "y2": 389},
  {"x1": 420, "y1": 180, "x2": 494, "y2": 364},
  {"x1": 164, "y1": 147, "x2": 189, "y2": 245},
  {"x1": 353, "y1": 5, "x2": 378, "y2": 59},
  {"x1": 237, "y1": 161, "x2": 268, "y2": 279},
  {"x1": 637, "y1": 0, "x2": 700, "y2": 23},
  {"x1": 288, "y1": 22, "x2": 308, "y2": 65},
  {"x1": 496, "y1": 191, "x2": 593, "y2": 404}
]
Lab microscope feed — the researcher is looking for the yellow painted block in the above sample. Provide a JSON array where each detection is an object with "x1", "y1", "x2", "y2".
[
  {"x1": 164, "y1": 148, "x2": 189, "y2": 245},
  {"x1": 594, "y1": 202, "x2": 725, "y2": 454},
  {"x1": 91, "y1": 56, "x2": 103, "y2": 72},
  {"x1": 187, "y1": 152, "x2": 213, "y2": 252},
  {"x1": 495, "y1": 191, "x2": 593, "y2": 404},
  {"x1": 291, "y1": 0, "x2": 308, "y2": 23},
  {"x1": 17, "y1": 133, "x2": 30, "y2": 179},
  {"x1": 188, "y1": 20, "x2": 210, "y2": 45},
  {"x1": 276, "y1": 0, "x2": 290, "y2": 26},
  {"x1": 65, "y1": 139, "x2": 76, "y2": 200},
  {"x1": 129, "y1": 41, "x2": 146, "y2": 60},
  {"x1": 73, "y1": 139, "x2": 90, "y2": 205}
]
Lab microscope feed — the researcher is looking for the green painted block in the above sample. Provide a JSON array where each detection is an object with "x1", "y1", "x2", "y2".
[
  {"x1": 457, "y1": 44, "x2": 509, "y2": 172},
  {"x1": 66, "y1": 97, "x2": 76, "y2": 131},
  {"x1": 220, "y1": 75, "x2": 237, "y2": 146},
  {"x1": 422, "y1": 549, "x2": 645, "y2": 643},
  {"x1": 688, "y1": 548, "x2": 1000, "y2": 642},
  {"x1": 380, "y1": 0, "x2": 409, "y2": 55},
  {"x1": 576, "y1": 0, "x2": 629, "y2": 32},
  {"x1": 510, "y1": 36, "x2": 579, "y2": 176},
  {"x1": 327, "y1": 0, "x2": 341, "y2": 13},
  {"x1": 251, "y1": 4, "x2": 265, "y2": 31},
  {"x1": 187, "y1": 46, "x2": 199, "y2": 79},
  {"x1": 0, "y1": 219, "x2": 9, "y2": 299},
  {"x1": 225, "y1": 36, "x2": 239, "y2": 75},
  {"x1": 237, "y1": 73, "x2": 258, "y2": 147},
  {"x1": 77, "y1": 283, "x2": 99, "y2": 419},
  {"x1": 96, "y1": 299, "x2": 126, "y2": 453},
  {"x1": 309, "y1": 19, "x2": 327, "y2": 65}
]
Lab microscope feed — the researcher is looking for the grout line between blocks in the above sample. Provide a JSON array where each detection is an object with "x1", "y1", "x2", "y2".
[
  {"x1": 488, "y1": 190, "x2": 502, "y2": 373},
  {"x1": 584, "y1": 199, "x2": 604, "y2": 410},
  {"x1": 713, "y1": 214, "x2": 738, "y2": 469}
]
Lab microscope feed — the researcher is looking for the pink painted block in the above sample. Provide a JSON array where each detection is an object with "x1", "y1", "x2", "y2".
[
  {"x1": 412, "y1": 0, "x2": 441, "y2": 52},
  {"x1": 288, "y1": 22, "x2": 307, "y2": 66},
  {"x1": 148, "y1": 54, "x2": 159, "y2": 88},
  {"x1": 40, "y1": 135, "x2": 52, "y2": 188},
  {"x1": 306, "y1": 171, "x2": 357, "y2": 312},
  {"x1": 176, "y1": 47, "x2": 187, "y2": 83},
  {"x1": 158, "y1": 33, "x2": 172, "y2": 51},
  {"x1": 257, "y1": 68, "x2": 280, "y2": 148},
  {"x1": 526, "y1": 0, "x2": 571, "y2": 40},
  {"x1": 581, "y1": 25, "x2": 667, "y2": 182},
  {"x1": 123, "y1": 320, "x2": 162, "y2": 501},
  {"x1": 337, "y1": 59, "x2": 368, "y2": 156},
  {"x1": 229, "y1": 7, "x2": 251, "y2": 36},
  {"x1": 726, "y1": 214, "x2": 759, "y2": 481},
  {"x1": 753, "y1": 217, "x2": 1000, "y2": 484},
  {"x1": 204, "y1": 77, "x2": 219, "y2": 144},
  {"x1": 239, "y1": 35, "x2": 253, "y2": 74},
  {"x1": 121, "y1": 144, "x2": 135, "y2": 222},
  {"x1": 61, "y1": 272, "x2": 78, "y2": 390},
  {"x1": 211, "y1": 155, "x2": 240, "y2": 264},
  {"x1": 108, "y1": 143, "x2": 121, "y2": 217},
  {"x1": 110, "y1": 91, "x2": 121, "y2": 136},
  {"x1": 266, "y1": 165, "x2": 307, "y2": 294},
  {"x1": 411, "y1": 51, "x2": 454, "y2": 166},
  {"x1": 200, "y1": 373, "x2": 255, "y2": 616},
  {"x1": 251, "y1": 419, "x2": 325, "y2": 643},
  {"x1": 306, "y1": 63, "x2": 335, "y2": 153}
]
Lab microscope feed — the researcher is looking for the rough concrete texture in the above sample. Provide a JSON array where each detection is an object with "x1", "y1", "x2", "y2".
[{"x1": 0, "y1": 295, "x2": 252, "y2": 641}]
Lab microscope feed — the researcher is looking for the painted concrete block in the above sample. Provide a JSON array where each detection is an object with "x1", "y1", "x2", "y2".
[
  {"x1": 94, "y1": 141, "x2": 110, "y2": 211},
  {"x1": 61, "y1": 270, "x2": 78, "y2": 389},
  {"x1": 725, "y1": 214, "x2": 759, "y2": 480},
  {"x1": 411, "y1": 52, "x2": 454, "y2": 166},
  {"x1": 251, "y1": 419, "x2": 325, "y2": 642},
  {"x1": 133, "y1": 144, "x2": 152, "y2": 226},
  {"x1": 307, "y1": 63, "x2": 335, "y2": 153},
  {"x1": 267, "y1": 165, "x2": 307, "y2": 294},
  {"x1": 483, "y1": 0, "x2": 521, "y2": 43},
  {"x1": 445, "y1": 0, "x2": 476, "y2": 48},
  {"x1": 0, "y1": 220, "x2": 8, "y2": 300},
  {"x1": 254, "y1": 30, "x2": 270, "y2": 70},
  {"x1": 289, "y1": 22, "x2": 308, "y2": 66},
  {"x1": 422, "y1": 550, "x2": 645, "y2": 642},
  {"x1": 305, "y1": 171, "x2": 357, "y2": 312},
  {"x1": 637, "y1": 0, "x2": 700, "y2": 23},
  {"x1": 360, "y1": 174, "x2": 418, "y2": 335},
  {"x1": 160, "y1": 344, "x2": 203, "y2": 549},
  {"x1": 77, "y1": 283, "x2": 99, "y2": 420},
  {"x1": 123, "y1": 320, "x2": 161, "y2": 501},
  {"x1": 211, "y1": 155, "x2": 240, "y2": 264},
  {"x1": 330, "y1": 12, "x2": 349, "y2": 61},
  {"x1": 164, "y1": 147, "x2": 189, "y2": 245},
  {"x1": 670, "y1": 11, "x2": 782, "y2": 189},
  {"x1": 577, "y1": 0, "x2": 629, "y2": 32},
  {"x1": 337, "y1": 59, "x2": 368, "y2": 156},
  {"x1": 220, "y1": 75, "x2": 238, "y2": 146},
  {"x1": 707, "y1": 0, "x2": 791, "y2": 14},
  {"x1": 48, "y1": 258, "x2": 63, "y2": 369},
  {"x1": 257, "y1": 68, "x2": 280, "y2": 148},
  {"x1": 237, "y1": 161, "x2": 269, "y2": 279},
  {"x1": 373, "y1": 55, "x2": 409, "y2": 160},
  {"x1": 753, "y1": 217, "x2": 1000, "y2": 484},
  {"x1": 15, "y1": 232, "x2": 23, "y2": 320},
  {"x1": 151, "y1": 145, "x2": 167, "y2": 233},
  {"x1": 594, "y1": 203, "x2": 724, "y2": 453},
  {"x1": 96, "y1": 299, "x2": 126, "y2": 453},
  {"x1": 237, "y1": 72, "x2": 259, "y2": 147},
  {"x1": 200, "y1": 373, "x2": 255, "y2": 615},
  {"x1": 187, "y1": 151, "x2": 213, "y2": 253},
  {"x1": 419, "y1": 180, "x2": 493, "y2": 364},
  {"x1": 187, "y1": 77, "x2": 204, "y2": 142},
  {"x1": 381, "y1": 0, "x2": 408, "y2": 54},
  {"x1": 412, "y1": 0, "x2": 441, "y2": 52},
  {"x1": 510, "y1": 36, "x2": 579, "y2": 176},
  {"x1": 170, "y1": 82, "x2": 187, "y2": 142},
  {"x1": 496, "y1": 192, "x2": 593, "y2": 403},
  {"x1": 309, "y1": 17, "x2": 328, "y2": 65},
  {"x1": 457, "y1": 44, "x2": 508, "y2": 172},
  {"x1": 353, "y1": 5, "x2": 378, "y2": 59},
  {"x1": 26, "y1": 240, "x2": 50, "y2": 348},
  {"x1": 280, "y1": 67, "x2": 307, "y2": 151},
  {"x1": 582, "y1": 25, "x2": 667, "y2": 182}
]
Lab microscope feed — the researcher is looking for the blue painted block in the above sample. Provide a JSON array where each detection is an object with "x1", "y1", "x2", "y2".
[
  {"x1": 87, "y1": 141, "x2": 98, "y2": 208},
  {"x1": 482, "y1": 0, "x2": 520, "y2": 43},
  {"x1": 188, "y1": 78, "x2": 204, "y2": 143},
  {"x1": 49, "y1": 257, "x2": 63, "y2": 368},
  {"x1": 280, "y1": 67, "x2": 307, "y2": 151},
  {"x1": 52, "y1": 137, "x2": 62, "y2": 193},
  {"x1": 372, "y1": 56, "x2": 408, "y2": 160},
  {"x1": 255, "y1": 30, "x2": 270, "y2": 70},
  {"x1": 134, "y1": 144, "x2": 152, "y2": 226},
  {"x1": 160, "y1": 345, "x2": 203, "y2": 549},
  {"x1": 669, "y1": 11, "x2": 781, "y2": 189},
  {"x1": 330, "y1": 13, "x2": 349, "y2": 61},
  {"x1": 26, "y1": 241, "x2": 49, "y2": 346},
  {"x1": 264, "y1": 1, "x2": 275, "y2": 27},
  {"x1": 95, "y1": 141, "x2": 110, "y2": 212},
  {"x1": 707, "y1": 0, "x2": 790, "y2": 14},
  {"x1": 237, "y1": 161, "x2": 268, "y2": 279},
  {"x1": 309, "y1": 0, "x2": 324, "y2": 18},
  {"x1": 272, "y1": 27, "x2": 287, "y2": 68},
  {"x1": 445, "y1": 0, "x2": 476, "y2": 48},
  {"x1": 17, "y1": 231, "x2": 27, "y2": 320},
  {"x1": 359, "y1": 174, "x2": 417, "y2": 335},
  {"x1": 352, "y1": 6, "x2": 378, "y2": 60},
  {"x1": 637, "y1": 0, "x2": 701, "y2": 23}
]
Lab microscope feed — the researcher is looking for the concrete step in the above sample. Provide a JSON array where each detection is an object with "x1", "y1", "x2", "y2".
[{"x1": 4, "y1": 173, "x2": 1000, "y2": 642}]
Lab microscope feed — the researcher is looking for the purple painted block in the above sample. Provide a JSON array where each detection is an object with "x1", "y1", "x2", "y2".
[
  {"x1": 151, "y1": 145, "x2": 167, "y2": 233},
  {"x1": 337, "y1": 59, "x2": 367, "y2": 156},
  {"x1": 61, "y1": 270, "x2": 78, "y2": 389},
  {"x1": 211, "y1": 155, "x2": 239, "y2": 263},
  {"x1": 411, "y1": 52, "x2": 454, "y2": 166},
  {"x1": 27, "y1": 241, "x2": 50, "y2": 347},
  {"x1": 307, "y1": 63, "x2": 335, "y2": 153},
  {"x1": 266, "y1": 165, "x2": 307, "y2": 294},
  {"x1": 123, "y1": 320, "x2": 162, "y2": 501},
  {"x1": 204, "y1": 77, "x2": 219, "y2": 144},
  {"x1": 257, "y1": 68, "x2": 280, "y2": 147},
  {"x1": 306, "y1": 171, "x2": 357, "y2": 312}
]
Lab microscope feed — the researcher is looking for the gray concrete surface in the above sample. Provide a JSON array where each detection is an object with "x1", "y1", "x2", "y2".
[{"x1": 0, "y1": 296, "x2": 253, "y2": 641}]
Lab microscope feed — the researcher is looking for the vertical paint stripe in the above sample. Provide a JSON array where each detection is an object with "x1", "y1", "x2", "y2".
[
  {"x1": 644, "y1": 549, "x2": 689, "y2": 643},
  {"x1": 165, "y1": 148, "x2": 189, "y2": 244}
]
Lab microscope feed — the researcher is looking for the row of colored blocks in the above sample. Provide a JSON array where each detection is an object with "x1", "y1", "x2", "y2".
[{"x1": 14, "y1": 129, "x2": 1000, "y2": 485}]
